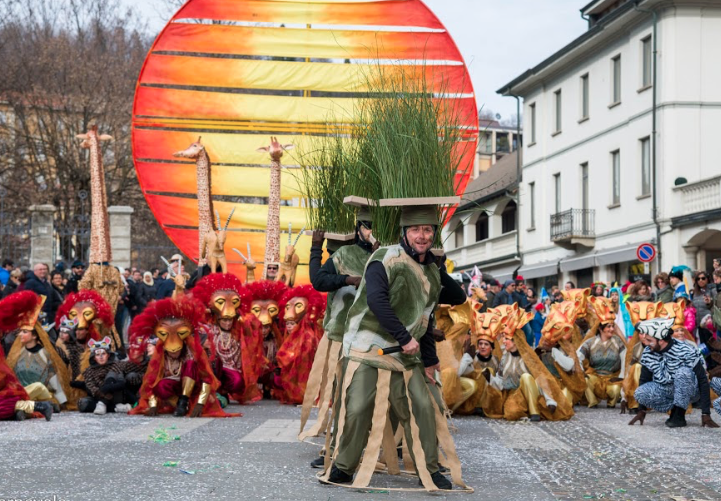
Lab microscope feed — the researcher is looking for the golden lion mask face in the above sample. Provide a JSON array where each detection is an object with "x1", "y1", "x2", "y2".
[
  {"x1": 210, "y1": 290, "x2": 241, "y2": 320},
  {"x1": 475, "y1": 311, "x2": 505, "y2": 341},
  {"x1": 627, "y1": 301, "x2": 663, "y2": 325},
  {"x1": 154, "y1": 318, "x2": 192, "y2": 354},
  {"x1": 68, "y1": 301, "x2": 96, "y2": 330},
  {"x1": 561, "y1": 288, "x2": 590, "y2": 315},
  {"x1": 662, "y1": 299, "x2": 687, "y2": 328},
  {"x1": 553, "y1": 300, "x2": 581, "y2": 323},
  {"x1": 541, "y1": 310, "x2": 574, "y2": 345},
  {"x1": 588, "y1": 296, "x2": 616, "y2": 324},
  {"x1": 283, "y1": 296, "x2": 308, "y2": 335},
  {"x1": 250, "y1": 300, "x2": 280, "y2": 326}
]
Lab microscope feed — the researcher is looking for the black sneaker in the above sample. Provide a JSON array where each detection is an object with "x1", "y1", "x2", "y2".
[
  {"x1": 51, "y1": 403, "x2": 61, "y2": 414},
  {"x1": 34, "y1": 401, "x2": 53, "y2": 421},
  {"x1": 322, "y1": 465, "x2": 353, "y2": 484},
  {"x1": 438, "y1": 465, "x2": 450, "y2": 474},
  {"x1": 14, "y1": 410, "x2": 26, "y2": 421},
  {"x1": 310, "y1": 456, "x2": 324, "y2": 469},
  {"x1": 174, "y1": 396, "x2": 190, "y2": 417},
  {"x1": 422, "y1": 471, "x2": 452, "y2": 490},
  {"x1": 530, "y1": 414, "x2": 541, "y2": 422}
]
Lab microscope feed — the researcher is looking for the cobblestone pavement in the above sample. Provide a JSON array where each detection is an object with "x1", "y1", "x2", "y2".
[{"x1": 0, "y1": 401, "x2": 719, "y2": 500}]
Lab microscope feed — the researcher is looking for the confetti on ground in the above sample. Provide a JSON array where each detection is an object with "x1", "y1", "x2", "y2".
[
  {"x1": 149, "y1": 426, "x2": 181, "y2": 443},
  {"x1": 163, "y1": 461, "x2": 179, "y2": 467}
]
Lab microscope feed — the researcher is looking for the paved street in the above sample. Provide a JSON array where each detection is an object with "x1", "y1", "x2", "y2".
[{"x1": 1, "y1": 402, "x2": 719, "y2": 501}]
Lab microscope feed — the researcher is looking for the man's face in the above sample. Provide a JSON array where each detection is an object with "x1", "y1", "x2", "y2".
[
  {"x1": 506, "y1": 283, "x2": 516, "y2": 294},
  {"x1": 646, "y1": 336, "x2": 663, "y2": 352},
  {"x1": 405, "y1": 225, "x2": 434, "y2": 255},
  {"x1": 283, "y1": 296, "x2": 309, "y2": 335},
  {"x1": 34, "y1": 264, "x2": 48, "y2": 280},
  {"x1": 669, "y1": 276, "x2": 680, "y2": 286},
  {"x1": 477, "y1": 339, "x2": 492, "y2": 358},
  {"x1": 123, "y1": 269, "x2": 130, "y2": 279},
  {"x1": 266, "y1": 264, "x2": 279, "y2": 279},
  {"x1": 132, "y1": 271, "x2": 141, "y2": 281},
  {"x1": 72, "y1": 266, "x2": 84, "y2": 277},
  {"x1": 52, "y1": 274, "x2": 63, "y2": 287},
  {"x1": 358, "y1": 222, "x2": 373, "y2": 243}
]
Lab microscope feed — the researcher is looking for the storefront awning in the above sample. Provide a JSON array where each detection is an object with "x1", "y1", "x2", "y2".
[
  {"x1": 594, "y1": 245, "x2": 639, "y2": 266},
  {"x1": 559, "y1": 254, "x2": 596, "y2": 272},
  {"x1": 517, "y1": 262, "x2": 558, "y2": 279}
]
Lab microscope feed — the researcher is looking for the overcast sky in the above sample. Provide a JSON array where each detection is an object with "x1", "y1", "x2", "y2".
[{"x1": 124, "y1": 0, "x2": 587, "y2": 121}]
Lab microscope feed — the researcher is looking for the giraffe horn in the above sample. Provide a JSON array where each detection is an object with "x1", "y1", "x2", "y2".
[
  {"x1": 247, "y1": 243, "x2": 252, "y2": 261},
  {"x1": 224, "y1": 207, "x2": 235, "y2": 231},
  {"x1": 232, "y1": 248, "x2": 247, "y2": 263},
  {"x1": 215, "y1": 210, "x2": 221, "y2": 231},
  {"x1": 293, "y1": 225, "x2": 306, "y2": 247},
  {"x1": 288, "y1": 223, "x2": 292, "y2": 245}
]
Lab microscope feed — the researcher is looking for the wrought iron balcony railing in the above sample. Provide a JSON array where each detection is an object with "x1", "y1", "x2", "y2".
[{"x1": 550, "y1": 209, "x2": 595, "y2": 242}]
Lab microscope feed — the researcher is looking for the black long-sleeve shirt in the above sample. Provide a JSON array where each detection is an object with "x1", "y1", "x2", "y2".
[
  {"x1": 309, "y1": 245, "x2": 349, "y2": 292},
  {"x1": 365, "y1": 254, "x2": 466, "y2": 367}
]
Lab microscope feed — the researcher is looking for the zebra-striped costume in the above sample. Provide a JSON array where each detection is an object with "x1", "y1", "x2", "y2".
[
  {"x1": 711, "y1": 377, "x2": 721, "y2": 416},
  {"x1": 635, "y1": 339, "x2": 712, "y2": 414}
]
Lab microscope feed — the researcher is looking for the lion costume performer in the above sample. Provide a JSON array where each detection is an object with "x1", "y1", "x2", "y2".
[
  {"x1": 0, "y1": 293, "x2": 54, "y2": 421},
  {"x1": 560, "y1": 288, "x2": 594, "y2": 348},
  {"x1": 192, "y1": 273, "x2": 265, "y2": 404},
  {"x1": 129, "y1": 296, "x2": 236, "y2": 418},
  {"x1": 54, "y1": 290, "x2": 116, "y2": 410},
  {"x1": 5, "y1": 292, "x2": 72, "y2": 410},
  {"x1": 274, "y1": 285, "x2": 324, "y2": 404},
  {"x1": 247, "y1": 280, "x2": 288, "y2": 397}
]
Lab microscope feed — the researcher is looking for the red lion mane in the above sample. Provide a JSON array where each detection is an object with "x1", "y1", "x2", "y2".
[
  {"x1": 0, "y1": 291, "x2": 43, "y2": 334},
  {"x1": 246, "y1": 280, "x2": 288, "y2": 303},
  {"x1": 192, "y1": 273, "x2": 253, "y2": 316},
  {"x1": 55, "y1": 290, "x2": 113, "y2": 328}
]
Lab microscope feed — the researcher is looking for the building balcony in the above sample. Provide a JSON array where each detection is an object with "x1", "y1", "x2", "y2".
[
  {"x1": 673, "y1": 175, "x2": 721, "y2": 216},
  {"x1": 550, "y1": 209, "x2": 595, "y2": 249}
]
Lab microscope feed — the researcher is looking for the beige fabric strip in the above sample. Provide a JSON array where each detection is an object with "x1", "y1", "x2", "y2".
[
  {"x1": 429, "y1": 385, "x2": 469, "y2": 489},
  {"x1": 322, "y1": 358, "x2": 345, "y2": 472},
  {"x1": 403, "y1": 370, "x2": 437, "y2": 492},
  {"x1": 298, "y1": 334, "x2": 331, "y2": 438},
  {"x1": 321, "y1": 359, "x2": 360, "y2": 482},
  {"x1": 381, "y1": 415, "x2": 401, "y2": 475},
  {"x1": 352, "y1": 369, "x2": 392, "y2": 488},
  {"x1": 300, "y1": 341, "x2": 342, "y2": 440},
  {"x1": 398, "y1": 425, "x2": 416, "y2": 473}
]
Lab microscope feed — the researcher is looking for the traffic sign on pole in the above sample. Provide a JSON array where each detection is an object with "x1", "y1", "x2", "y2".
[{"x1": 636, "y1": 243, "x2": 656, "y2": 263}]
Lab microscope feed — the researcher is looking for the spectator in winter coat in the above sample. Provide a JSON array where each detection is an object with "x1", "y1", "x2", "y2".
[
  {"x1": 65, "y1": 261, "x2": 85, "y2": 294},
  {"x1": 492, "y1": 280, "x2": 517, "y2": 307},
  {"x1": 23, "y1": 264, "x2": 53, "y2": 322},
  {"x1": 654, "y1": 273, "x2": 673, "y2": 303},
  {"x1": 691, "y1": 271, "x2": 716, "y2": 327},
  {"x1": 0, "y1": 259, "x2": 13, "y2": 286}
]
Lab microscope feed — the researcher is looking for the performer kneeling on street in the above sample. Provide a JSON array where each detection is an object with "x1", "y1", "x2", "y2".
[
  {"x1": 629, "y1": 317, "x2": 718, "y2": 428},
  {"x1": 321, "y1": 204, "x2": 467, "y2": 491}
]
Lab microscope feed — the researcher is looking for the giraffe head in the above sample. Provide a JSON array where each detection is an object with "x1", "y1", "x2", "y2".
[
  {"x1": 257, "y1": 136, "x2": 293, "y2": 162},
  {"x1": 76, "y1": 123, "x2": 112, "y2": 149},
  {"x1": 173, "y1": 137, "x2": 206, "y2": 159}
]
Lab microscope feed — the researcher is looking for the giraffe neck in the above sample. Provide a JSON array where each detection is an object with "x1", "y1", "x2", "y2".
[
  {"x1": 196, "y1": 150, "x2": 214, "y2": 261},
  {"x1": 264, "y1": 159, "x2": 281, "y2": 278},
  {"x1": 88, "y1": 137, "x2": 111, "y2": 263}
]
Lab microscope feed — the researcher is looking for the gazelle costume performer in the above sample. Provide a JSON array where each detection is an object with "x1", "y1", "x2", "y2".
[
  {"x1": 76, "y1": 124, "x2": 123, "y2": 340},
  {"x1": 486, "y1": 305, "x2": 574, "y2": 422},
  {"x1": 278, "y1": 223, "x2": 304, "y2": 287}
]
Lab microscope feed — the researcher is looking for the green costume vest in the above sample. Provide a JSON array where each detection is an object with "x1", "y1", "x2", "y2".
[
  {"x1": 323, "y1": 244, "x2": 372, "y2": 343},
  {"x1": 343, "y1": 244, "x2": 441, "y2": 371}
]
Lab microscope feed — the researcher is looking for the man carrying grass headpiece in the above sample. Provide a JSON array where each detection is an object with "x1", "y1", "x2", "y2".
[
  {"x1": 320, "y1": 200, "x2": 468, "y2": 491},
  {"x1": 300, "y1": 200, "x2": 376, "y2": 464}
]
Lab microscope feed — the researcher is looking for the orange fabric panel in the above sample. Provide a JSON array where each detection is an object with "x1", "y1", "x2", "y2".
[
  {"x1": 141, "y1": 54, "x2": 473, "y2": 95},
  {"x1": 173, "y1": 0, "x2": 445, "y2": 29},
  {"x1": 135, "y1": 160, "x2": 303, "y2": 199},
  {"x1": 153, "y1": 23, "x2": 462, "y2": 61},
  {"x1": 145, "y1": 194, "x2": 307, "y2": 230}
]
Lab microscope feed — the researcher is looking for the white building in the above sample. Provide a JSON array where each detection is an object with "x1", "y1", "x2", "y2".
[{"x1": 497, "y1": 0, "x2": 721, "y2": 290}]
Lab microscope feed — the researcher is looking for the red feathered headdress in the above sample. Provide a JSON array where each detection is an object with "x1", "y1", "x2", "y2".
[
  {"x1": 0, "y1": 291, "x2": 44, "y2": 334},
  {"x1": 55, "y1": 290, "x2": 113, "y2": 328},
  {"x1": 191, "y1": 273, "x2": 252, "y2": 315},
  {"x1": 247, "y1": 280, "x2": 288, "y2": 303},
  {"x1": 279, "y1": 285, "x2": 326, "y2": 325}
]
